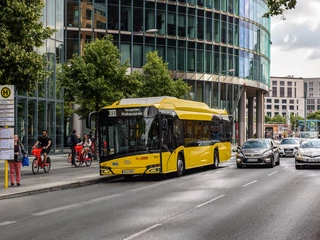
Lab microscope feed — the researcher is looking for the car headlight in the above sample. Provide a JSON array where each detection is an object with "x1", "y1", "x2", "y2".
[
  {"x1": 261, "y1": 150, "x2": 272, "y2": 158},
  {"x1": 236, "y1": 152, "x2": 244, "y2": 157},
  {"x1": 279, "y1": 147, "x2": 283, "y2": 151},
  {"x1": 296, "y1": 151, "x2": 304, "y2": 157}
]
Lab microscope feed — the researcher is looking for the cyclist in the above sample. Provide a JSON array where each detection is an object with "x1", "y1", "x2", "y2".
[
  {"x1": 77, "y1": 134, "x2": 92, "y2": 158},
  {"x1": 32, "y1": 130, "x2": 52, "y2": 166}
]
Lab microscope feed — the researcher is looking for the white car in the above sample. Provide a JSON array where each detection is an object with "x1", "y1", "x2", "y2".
[
  {"x1": 279, "y1": 138, "x2": 301, "y2": 157},
  {"x1": 295, "y1": 139, "x2": 320, "y2": 169}
]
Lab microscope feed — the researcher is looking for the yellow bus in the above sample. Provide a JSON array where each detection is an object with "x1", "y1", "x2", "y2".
[{"x1": 87, "y1": 96, "x2": 231, "y2": 178}]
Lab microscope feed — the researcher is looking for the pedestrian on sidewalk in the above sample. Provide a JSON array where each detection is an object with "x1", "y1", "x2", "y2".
[
  {"x1": 9, "y1": 135, "x2": 27, "y2": 187},
  {"x1": 70, "y1": 129, "x2": 78, "y2": 165}
]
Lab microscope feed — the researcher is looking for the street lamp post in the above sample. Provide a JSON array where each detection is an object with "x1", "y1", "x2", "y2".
[
  {"x1": 217, "y1": 69, "x2": 235, "y2": 109},
  {"x1": 131, "y1": 29, "x2": 158, "y2": 74}
]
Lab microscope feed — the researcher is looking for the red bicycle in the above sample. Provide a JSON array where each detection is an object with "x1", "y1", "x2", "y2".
[
  {"x1": 74, "y1": 145, "x2": 92, "y2": 167},
  {"x1": 31, "y1": 147, "x2": 51, "y2": 174}
]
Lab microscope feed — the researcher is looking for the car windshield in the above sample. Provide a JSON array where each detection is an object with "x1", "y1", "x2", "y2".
[
  {"x1": 280, "y1": 139, "x2": 300, "y2": 145},
  {"x1": 301, "y1": 141, "x2": 320, "y2": 148},
  {"x1": 242, "y1": 140, "x2": 270, "y2": 149}
]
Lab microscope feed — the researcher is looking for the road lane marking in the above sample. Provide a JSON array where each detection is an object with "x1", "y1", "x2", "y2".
[
  {"x1": 242, "y1": 180, "x2": 258, "y2": 187},
  {"x1": 85, "y1": 194, "x2": 122, "y2": 204},
  {"x1": 123, "y1": 224, "x2": 162, "y2": 240},
  {"x1": 32, "y1": 203, "x2": 80, "y2": 216},
  {"x1": 0, "y1": 221, "x2": 16, "y2": 226},
  {"x1": 268, "y1": 171, "x2": 278, "y2": 177},
  {"x1": 196, "y1": 195, "x2": 225, "y2": 208}
]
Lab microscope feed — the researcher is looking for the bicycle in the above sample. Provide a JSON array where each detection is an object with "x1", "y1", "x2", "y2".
[
  {"x1": 74, "y1": 145, "x2": 92, "y2": 167},
  {"x1": 31, "y1": 147, "x2": 51, "y2": 174}
]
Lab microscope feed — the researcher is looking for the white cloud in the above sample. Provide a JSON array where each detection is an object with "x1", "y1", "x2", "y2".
[{"x1": 271, "y1": 0, "x2": 320, "y2": 77}]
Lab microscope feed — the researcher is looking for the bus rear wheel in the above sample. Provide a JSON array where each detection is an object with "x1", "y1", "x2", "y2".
[{"x1": 177, "y1": 153, "x2": 184, "y2": 177}]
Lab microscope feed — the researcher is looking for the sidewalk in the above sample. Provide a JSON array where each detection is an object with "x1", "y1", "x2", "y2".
[
  {"x1": 0, "y1": 154, "x2": 109, "y2": 200},
  {"x1": 0, "y1": 152, "x2": 237, "y2": 200}
]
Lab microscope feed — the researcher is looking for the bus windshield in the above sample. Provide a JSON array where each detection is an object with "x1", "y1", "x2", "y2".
[{"x1": 100, "y1": 116, "x2": 160, "y2": 155}]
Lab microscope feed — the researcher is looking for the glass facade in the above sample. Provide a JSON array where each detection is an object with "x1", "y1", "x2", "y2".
[
  {"x1": 15, "y1": 0, "x2": 65, "y2": 154},
  {"x1": 65, "y1": 0, "x2": 270, "y2": 116}
]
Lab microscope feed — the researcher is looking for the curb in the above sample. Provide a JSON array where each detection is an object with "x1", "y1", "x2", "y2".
[{"x1": 0, "y1": 175, "x2": 119, "y2": 200}]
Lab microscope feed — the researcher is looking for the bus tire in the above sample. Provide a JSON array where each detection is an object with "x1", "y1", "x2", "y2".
[
  {"x1": 212, "y1": 149, "x2": 219, "y2": 169},
  {"x1": 177, "y1": 153, "x2": 184, "y2": 177}
]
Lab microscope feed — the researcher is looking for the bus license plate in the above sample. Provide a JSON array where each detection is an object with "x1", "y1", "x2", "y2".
[
  {"x1": 122, "y1": 170, "x2": 134, "y2": 174},
  {"x1": 247, "y1": 158, "x2": 258, "y2": 162}
]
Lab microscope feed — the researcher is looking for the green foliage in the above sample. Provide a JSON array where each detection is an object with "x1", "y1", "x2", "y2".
[
  {"x1": 264, "y1": 0, "x2": 297, "y2": 18},
  {"x1": 59, "y1": 35, "x2": 136, "y2": 119},
  {"x1": 307, "y1": 111, "x2": 320, "y2": 120},
  {"x1": 265, "y1": 115, "x2": 272, "y2": 123},
  {"x1": 269, "y1": 115, "x2": 286, "y2": 123},
  {"x1": 136, "y1": 51, "x2": 190, "y2": 98},
  {"x1": 0, "y1": 0, "x2": 55, "y2": 92},
  {"x1": 290, "y1": 114, "x2": 304, "y2": 130}
]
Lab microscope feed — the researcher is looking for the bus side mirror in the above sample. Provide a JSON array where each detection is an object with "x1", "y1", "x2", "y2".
[
  {"x1": 86, "y1": 111, "x2": 98, "y2": 129},
  {"x1": 161, "y1": 119, "x2": 168, "y2": 130}
]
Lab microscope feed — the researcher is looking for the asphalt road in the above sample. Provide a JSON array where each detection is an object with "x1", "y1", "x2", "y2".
[{"x1": 1, "y1": 156, "x2": 320, "y2": 240}]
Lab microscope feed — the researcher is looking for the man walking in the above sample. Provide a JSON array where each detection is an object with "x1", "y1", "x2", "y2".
[{"x1": 70, "y1": 129, "x2": 78, "y2": 165}]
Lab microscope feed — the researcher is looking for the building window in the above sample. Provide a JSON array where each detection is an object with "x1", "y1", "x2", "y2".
[
  {"x1": 297, "y1": 106, "x2": 299, "y2": 110},
  {"x1": 282, "y1": 99, "x2": 287, "y2": 104},
  {"x1": 287, "y1": 81, "x2": 292, "y2": 86},
  {"x1": 280, "y1": 81, "x2": 285, "y2": 86},
  {"x1": 272, "y1": 81, "x2": 277, "y2": 85},
  {"x1": 267, "y1": 105, "x2": 272, "y2": 109},
  {"x1": 287, "y1": 88, "x2": 292, "y2": 98},
  {"x1": 272, "y1": 87, "x2": 277, "y2": 97},
  {"x1": 280, "y1": 87, "x2": 285, "y2": 97},
  {"x1": 307, "y1": 105, "x2": 315, "y2": 111},
  {"x1": 282, "y1": 113, "x2": 286, "y2": 117},
  {"x1": 307, "y1": 99, "x2": 315, "y2": 104},
  {"x1": 274, "y1": 105, "x2": 279, "y2": 111},
  {"x1": 317, "y1": 105, "x2": 320, "y2": 110},
  {"x1": 267, "y1": 112, "x2": 271, "y2": 117},
  {"x1": 289, "y1": 105, "x2": 294, "y2": 110},
  {"x1": 266, "y1": 99, "x2": 272, "y2": 103},
  {"x1": 290, "y1": 100, "x2": 294, "y2": 104},
  {"x1": 282, "y1": 105, "x2": 287, "y2": 110},
  {"x1": 297, "y1": 100, "x2": 299, "y2": 104},
  {"x1": 274, "y1": 99, "x2": 279, "y2": 103}
]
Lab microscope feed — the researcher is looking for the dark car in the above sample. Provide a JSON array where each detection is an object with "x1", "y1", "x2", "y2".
[{"x1": 236, "y1": 138, "x2": 280, "y2": 168}]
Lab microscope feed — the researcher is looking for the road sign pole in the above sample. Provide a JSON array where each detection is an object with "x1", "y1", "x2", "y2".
[{"x1": 4, "y1": 160, "x2": 8, "y2": 188}]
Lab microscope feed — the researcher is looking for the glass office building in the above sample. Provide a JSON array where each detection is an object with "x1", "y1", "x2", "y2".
[
  {"x1": 66, "y1": 0, "x2": 271, "y2": 138},
  {"x1": 15, "y1": 0, "x2": 65, "y2": 153}
]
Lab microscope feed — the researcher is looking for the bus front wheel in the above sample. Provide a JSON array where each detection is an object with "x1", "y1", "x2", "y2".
[
  {"x1": 212, "y1": 149, "x2": 219, "y2": 169},
  {"x1": 177, "y1": 153, "x2": 184, "y2": 177}
]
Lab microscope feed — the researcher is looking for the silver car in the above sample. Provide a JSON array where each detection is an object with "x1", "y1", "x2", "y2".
[
  {"x1": 295, "y1": 139, "x2": 320, "y2": 169},
  {"x1": 236, "y1": 138, "x2": 280, "y2": 168},
  {"x1": 279, "y1": 138, "x2": 301, "y2": 157}
]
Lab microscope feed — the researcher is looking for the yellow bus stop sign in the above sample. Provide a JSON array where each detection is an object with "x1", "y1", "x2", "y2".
[{"x1": 1, "y1": 87, "x2": 11, "y2": 99}]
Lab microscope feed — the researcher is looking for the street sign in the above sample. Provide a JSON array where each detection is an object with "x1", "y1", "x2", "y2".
[{"x1": 0, "y1": 85, "x2": 14, "y2": 161}]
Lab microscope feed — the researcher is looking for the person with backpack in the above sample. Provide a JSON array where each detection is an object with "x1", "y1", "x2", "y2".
[{"x1": 70, "y1": 129, "x2": 78, "y2": 165}]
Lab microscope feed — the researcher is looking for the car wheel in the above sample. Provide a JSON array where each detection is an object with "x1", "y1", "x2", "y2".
[
  {"x1": 275, "y1": 155, "x2": 280, "y2": 166},
  {"x1": 177, "y1": 153, "x2": 185, "y2": 177},
  {"x1": 269, "y1": 158, "x2": 274, "y2": 168}
]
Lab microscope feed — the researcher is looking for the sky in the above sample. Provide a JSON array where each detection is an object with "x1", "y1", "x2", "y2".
[{"x1": 270, "y1": 0, "x2": 320, "y2": 78}]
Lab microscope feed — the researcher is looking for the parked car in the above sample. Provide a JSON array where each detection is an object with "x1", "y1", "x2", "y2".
[
  {"x1": 279, "y1": 138, "x2": 301, "y2": 157},
  {"x1": 295, "y1": 139, "x2": 320, "y2": 169},
  {"x1": 236, "y1": 138, "x2": 280, "y2": 168}
]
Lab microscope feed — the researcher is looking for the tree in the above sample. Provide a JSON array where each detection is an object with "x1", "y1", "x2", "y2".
[
  {"x1": 307, "y1": 111, "x2": 320, "y2": 120},
  {"x1": 265, "y1": 115, "x2": 272, "y2": 123},
  {"x1": 290, "y1": 114, "x2": 303, "y2": 130},
  {"x1": 264, "y1": 0, "x2": 297, "y2": 18},
  {"x1": 269, "y1": 115, "x2": 286, "y2": 123},
  {"x1": 59, "y1": 35, "x2": 140, "y2": 119},
  {"x1": 136, "y1": 51, "x2": 190, "y2": 98},
  {"x1": 0, "y1": 0, "x2": 55, "y2": 92}
]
